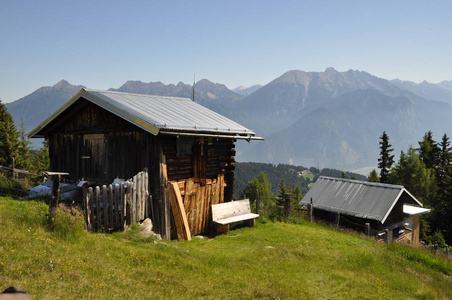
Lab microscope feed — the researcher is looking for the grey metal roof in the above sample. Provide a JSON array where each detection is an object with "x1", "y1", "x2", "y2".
[
  {"x1": 29, "y1": 89, "x2": 256, "y2": 138},
  {"x1": 300, "y1": 176, "x2": 423, "y2": 223}
]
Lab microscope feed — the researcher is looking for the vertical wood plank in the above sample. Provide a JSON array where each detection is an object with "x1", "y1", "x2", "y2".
[
  {"x1": 120, "y1": 182, "x2": 125, "y2": 229},
  {"x1": 137, "y1": 174, "x2": 142, "y2": 221},
  {"x1": 115, "y1": 183, "x2": 120, "y2": 229},
  {"x1": 126, "y1": 181, "x2": 132, "y2": 225},
  {"x1": 108, "y1": 184, "x2": 114, "y2": 230},
  {"x1": 219, "y1": 174, "x2": 225, "y2": 204},
  {"x1": 102, "y1": 185, "x2": 108, "y2": 231},
  {"x1": 95, "y1": 186, "x2": 101, "y2": 232},
  {"x1": 88, "y1": 187, "x2": 94, "y2": 232},
  {"x1": 82, "y1": 183, "x2": 90, "y2": 231},
  {"x1": 205, "y1": 184, "x2": 212, "y2": 231},
  {"x1": 144, "y1": 169, "x2": 149, "y2": 219},
  {"x1": 132, "y1": 176, "x2": 137, "y2": 224},
  {"x1": 160, "y1": 152, "x2": 171, "y2": 239},
  {"x1": 169, "y1": 182, "x2": 191, "y2": 240}
]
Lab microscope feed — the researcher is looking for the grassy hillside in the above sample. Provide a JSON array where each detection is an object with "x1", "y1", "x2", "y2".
[{"x1": 1, "y1": 197, "x2": 451, "y2": 299}]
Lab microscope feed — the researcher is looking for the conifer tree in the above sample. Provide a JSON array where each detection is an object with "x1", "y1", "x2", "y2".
[
  {"x1": 0, "y1": 100, "x2": 18, "y2": 166},
  {"x1": 368, "y1": 169, "x2": 379, "y2": 182},
  {"x1": 377, "y1": 131, "x2": 394, "y2": 183},
  {"x1": 418, "y1": 131, "x2": 440, "y2": 171},
  {"x1": 15, "y1": 120, "x2": 32, "y2": 170},
  {"x1": 278, "y1": 177, "x2": 288, "y2": 206}
]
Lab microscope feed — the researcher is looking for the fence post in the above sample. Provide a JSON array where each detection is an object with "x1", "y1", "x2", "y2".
[
  {"x1": 365, "y1": 223, "x2": 370, "y2": 236},
  {"x1": 255, "y1": 189, "x2": 260, "y2": 214},
  {"x1": 102, "y1": 185, "x2": 108, "y2": 231},
  {"x1": 120, "y1": 182, "x2": 126, "y2": 229},
  {"x1": 335, "y1": 212, "x2": 340, "y2": 229},
  {"x1": 108, "y1": 184, "x2": 113, "y2": 230},
  {"x1": 95, "y1": 186, "x2": 101, "y2": 232},
  {"x1": 284, "y1": 193, "x2": 292, "y2": 217},
  {"x1": 81, "y1": 182, "x2": 91, "y2": 231},
  {"x1": 47, "y1": 175, "x2": 61, "y2": 229},
  {"x1": 308, "y1": 197, "x2": 314, "y2": 223},
  {"x1": 114, "y1": 184, "x2": 120, "y2": 229},
  {"x1": 88, "y1": 187, "x2": 94, "y2": 231}
]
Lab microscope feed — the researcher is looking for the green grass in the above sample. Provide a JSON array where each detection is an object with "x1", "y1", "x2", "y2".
[{"x1": 1, "y1": 197, "x2": 451, "y2": 299}]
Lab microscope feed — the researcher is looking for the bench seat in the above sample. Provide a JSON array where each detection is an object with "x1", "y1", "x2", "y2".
[
  {"x1": 211, "y1": 199, "x2": 259, "y2": 232},
  {"x1": 214, "y1": 213, "x2": 259, "y2": 225}
]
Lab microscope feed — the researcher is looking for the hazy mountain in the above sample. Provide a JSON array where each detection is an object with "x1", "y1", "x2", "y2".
[
  {"x1": 6, "y1": 69, "x2": 452, "y2": 172},
  {"x1": 237, "y1": 68, "x2": 452, "y2": 170},
  {"x1": 6, "y1": 80, "x2": 85, "y2": 147},
  {"x1": 391, "y1": 79, "x2": 452, "y2": 104},
  {"x1": 235, "y1": 68, "x2": 410, "y2": 136},
  {"x1": 233, "y1": 85, "x2": 262, "y2": 96}
]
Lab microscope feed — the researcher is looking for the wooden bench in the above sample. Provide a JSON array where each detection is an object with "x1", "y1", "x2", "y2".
[{"x1": 211, "y1": 199, "x2": 259, "y2": 233}]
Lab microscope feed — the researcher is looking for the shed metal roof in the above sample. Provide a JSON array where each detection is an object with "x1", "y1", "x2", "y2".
[
  {"x1": 300, "y1": 176, "x2": 423, "y2": 223},
  {"x1": 29, "y1": 89, "x2": 258, "y2": 139}
]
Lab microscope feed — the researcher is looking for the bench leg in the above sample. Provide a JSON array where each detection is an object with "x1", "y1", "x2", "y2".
[
  {"x1": 216, "y1": 224, "x2": 230, "y2": 233},
  {"x1": 246, "y1": 219, "x2": 256, "y2": 227}
]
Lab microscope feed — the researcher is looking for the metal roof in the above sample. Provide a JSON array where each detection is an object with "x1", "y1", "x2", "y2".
[
  {"x1": 29, "y1": 89, "x2": 257, "y2": 138},
  {"x1": 403, "y1": 205, "x2": 431, "y2": 215},
  {"x1": 300, "y1": 176, "x2": 423, "y2": 223}
]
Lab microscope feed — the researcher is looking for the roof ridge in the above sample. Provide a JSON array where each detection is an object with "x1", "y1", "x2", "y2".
[
  {"x1": 319, "y1": 176, "x2": 403, "y2": 189},
  {"x1": 85, "y1": 89, "x2": 191, "y2": 101}
]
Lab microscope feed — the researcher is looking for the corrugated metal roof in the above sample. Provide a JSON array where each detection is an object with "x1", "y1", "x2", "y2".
[
  {"x1": 29, "y1": 89, "x2": 256, "y2": 138},
  {"x1": 300, "y1": 176, "x2": 423, "y2": 223}
]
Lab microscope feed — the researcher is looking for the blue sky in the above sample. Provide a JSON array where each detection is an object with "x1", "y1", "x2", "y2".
[{"x1": 1, "y1": 0, "x2": 451, "y2": 103}]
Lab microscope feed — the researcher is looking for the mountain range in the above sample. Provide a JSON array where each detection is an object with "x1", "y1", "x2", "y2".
[{"x1": 5, "y1": 68, "x2": 452, "y2": 172}]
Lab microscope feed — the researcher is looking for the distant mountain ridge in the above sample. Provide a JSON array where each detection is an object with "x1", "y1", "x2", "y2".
[
  {"x1": 236, "y1": 68, "x2": 452, "y2": 169},
  {"x1": 5, "y1": 69, "x2": 452, "y2": 171},
  {"x1": 233, "y1": 85, "x2": 262, "y2": 96}
]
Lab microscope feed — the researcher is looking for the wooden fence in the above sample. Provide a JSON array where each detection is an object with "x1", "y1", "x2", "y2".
[{"x1": 82, "y1": 169, "x2": 151, "y2": 232}]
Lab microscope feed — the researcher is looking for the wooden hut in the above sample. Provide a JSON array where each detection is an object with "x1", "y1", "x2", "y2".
[
  {"x1": 29, "y1": 89, "x2": 262, "y2": 239},
  {"x1": 300, "y1": 176, "x2": 430, "y2": 245}
]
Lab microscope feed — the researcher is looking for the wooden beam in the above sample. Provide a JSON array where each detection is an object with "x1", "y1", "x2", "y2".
[{"x1": 169, "y1": 182, "x2": 191, "y2": 241}]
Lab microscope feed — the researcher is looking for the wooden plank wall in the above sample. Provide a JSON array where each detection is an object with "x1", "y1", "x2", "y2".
[{"x1": 169, "y1": 174, "x2": 225, "y2": 235}]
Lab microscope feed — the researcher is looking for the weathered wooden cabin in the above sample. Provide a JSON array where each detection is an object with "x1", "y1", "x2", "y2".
[
  {"x1": 29, "y1": 89, "x2": 262, "y2": 239},
  {"x1": 300, "y1": 176, "x2": 430, "y2": 245}
]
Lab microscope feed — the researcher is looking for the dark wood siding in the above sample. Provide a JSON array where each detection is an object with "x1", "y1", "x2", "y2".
[{"x1": 47, "y1": 99, "x2": 154, "y2": 183}]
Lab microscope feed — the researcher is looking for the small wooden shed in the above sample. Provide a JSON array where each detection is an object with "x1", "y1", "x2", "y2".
[
  {"x1": 29, "y1": 89, "x2": 262, "y2": 239},
  {"x1": 300, "y1": 176, "x2": 430, "y2": 245}
]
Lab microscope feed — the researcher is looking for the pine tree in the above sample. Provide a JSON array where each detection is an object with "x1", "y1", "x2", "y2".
[
  {"x1": 378, "y1": 131, "x2": 394, "y2": 183},
  {"x1": 31, "y1": 140, "x2": 50, "y2": 175},
  {"x1": 437, "y1": 133, "x2": 452, "y2": 189},
  {"x1": 15, "y1": 120, "x2": 32, "y2": 170},
  {"x1": 0, "y1": 100, "x2": 18, "y2": 166},
  {"x1": 242, "y1": 172, "x2": 274, "y2": 217},
  {"x1": 418, "y1": 131, "x2": 440, "y2": 171},
  {"x1": 277, "y1": 177, "x2": 288, "y2": 206},
  {"x1": 389, "y1": 147, "x2": 436, "y2": 206},
  {"x1": 368, "y1": 169, "x2": 379, "y2": 182}
]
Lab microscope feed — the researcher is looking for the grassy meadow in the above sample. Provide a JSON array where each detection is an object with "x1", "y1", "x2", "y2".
[{"x1": 0, "y1": 197, "x2": 451, "y2": 299}]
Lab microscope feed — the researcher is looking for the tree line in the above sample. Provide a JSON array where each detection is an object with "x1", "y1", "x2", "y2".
[
  {"x1": 0, "y1": 100, "x2": 49, "y2": 185},
  {"x1": 371, "y1": 131, "x2": 452, "y2": 246}
]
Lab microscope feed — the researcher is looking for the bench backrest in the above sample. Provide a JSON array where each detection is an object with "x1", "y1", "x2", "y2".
[{"x1": 212, "y1": 199, "x2": 251, "y2": 222}]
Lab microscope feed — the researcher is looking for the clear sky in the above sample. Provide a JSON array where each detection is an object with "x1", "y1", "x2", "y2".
[{"x1": 1, "y1": 0, "x2": 451, "y2": 103}]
